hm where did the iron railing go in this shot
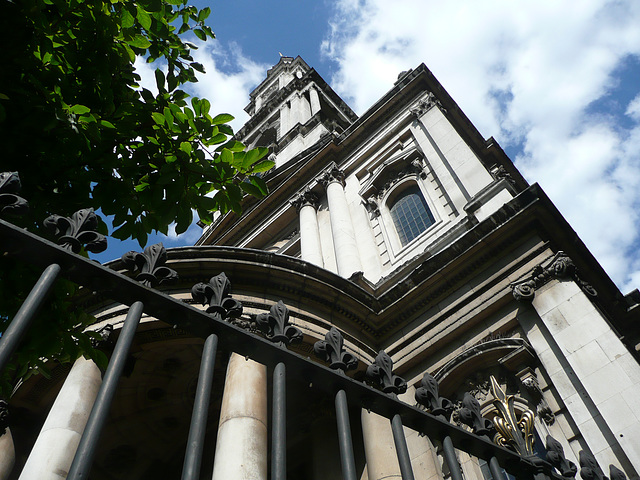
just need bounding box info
[0,201,619,480]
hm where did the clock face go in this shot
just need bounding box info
[296,70,303,79]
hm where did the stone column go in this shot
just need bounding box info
[19,356,102,480]
[0,401,14,480]
[212,353,268,480]
[361,410,401,480]
[319,164,363,278]
[290,190,324,267]
[279,104,290,137]
[309,87,321,115]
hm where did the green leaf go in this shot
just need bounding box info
[127,35,151,49]
[250,175,268,195]
[239,181,263,197]
[211,113,234,125]
[198,6,211,21]
[251,160,275,173]
[179,141,192,154]
[155,69,165,91]
[194,29,206,41]
[136,5,152,30]
[219,148,233,165]
[121,9,135,28]
[151,112,165,125]
[100,120,116,129]
[69,104,90,114]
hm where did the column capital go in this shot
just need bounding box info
[317,163,345,188]
[510,251,597,302]
[289,189,320,212]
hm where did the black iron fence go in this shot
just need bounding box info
[0,172,626,480]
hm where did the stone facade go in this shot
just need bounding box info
[4,57,640,480]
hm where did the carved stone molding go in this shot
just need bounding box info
[410,91,446,118]
[317,163,345,188]
[520,373,555,425]
[290,188,320,212]
[510,251,597,302]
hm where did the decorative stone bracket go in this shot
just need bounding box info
[510,251,597,302]
[409,91,446,118]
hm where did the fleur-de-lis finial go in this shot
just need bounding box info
[191,272,243,320]
[578,451,606,480]
[121,243,178,287]
[0,172,28,217]
[255,300,303,347]
[0,400,8,436]
[43,208,107,254]
[414,373,453,421]
[366,350,407,394]
[313,327,358,372]
[490,375,535,455]
[457,392,493,439]
[545,435,577,478]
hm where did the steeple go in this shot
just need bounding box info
[235,56,357,169]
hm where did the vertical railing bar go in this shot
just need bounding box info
[0,263,61,374]
[391,414,415,480]
[67,301,144,480]
[335,389,357,480]
[489,456,508,480]
[181,333,218,480]
[442,435,464,480]
[272,361,286,480]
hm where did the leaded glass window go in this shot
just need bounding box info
[389,185,435,246]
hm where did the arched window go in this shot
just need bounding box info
[388,184,435,246]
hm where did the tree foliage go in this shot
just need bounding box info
[0,0,273,396]
[0,0,273,245]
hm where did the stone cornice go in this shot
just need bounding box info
[510,251,597,302]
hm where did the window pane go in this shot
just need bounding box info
[389,185,435,246]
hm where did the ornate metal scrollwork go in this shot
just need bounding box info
[121,243,178,287]
[546,435,577,478]
[0,171,29,217]
[366,350,407,395]
[490,376,535,456]
[457,392,494,439]
[43,208,107,254]
[313,326,358,372]
[510,252,597,302]
[414,373,454,421]
[0,400,8,436]
[191,272,243,321]
[579,450,606,480]
[255,300,303,347]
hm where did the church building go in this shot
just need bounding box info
[4,56,640,480]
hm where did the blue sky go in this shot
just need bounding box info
[95,0,640,294]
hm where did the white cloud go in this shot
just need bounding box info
[160,220,204,245]
[322,0,640,290]
[190,42,270,131]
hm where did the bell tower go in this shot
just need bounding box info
[235,56,357,169]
